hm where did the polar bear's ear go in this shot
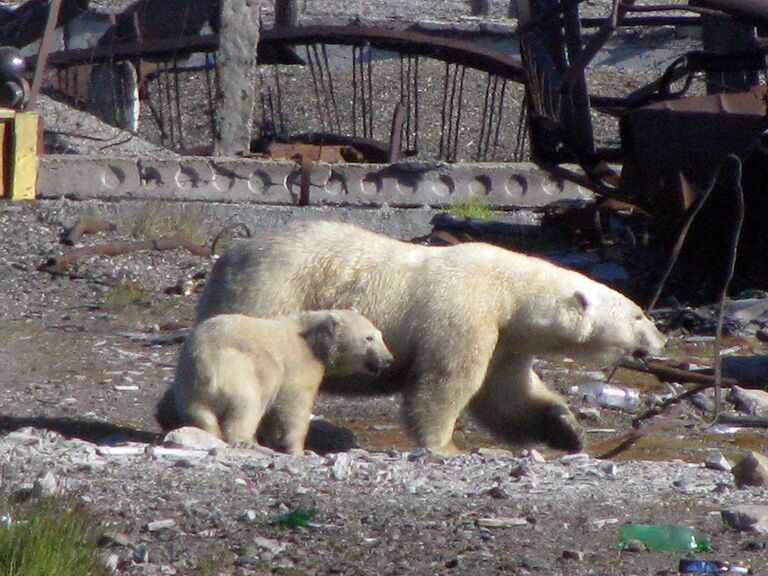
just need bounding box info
[572,290,590,312]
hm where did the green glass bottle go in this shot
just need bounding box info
[618,523,713,552]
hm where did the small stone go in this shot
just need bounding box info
[744,537,768,550]
[145,519,176,532]
[732,452,768,487]
[97,532,133,548]
[528,450,546,463]
[163,427,228,450]
[622,539,647,552]
[477,517,529,528]
[727,386,768,416]
[32,471,59,498]
[101,553,120,573]
[240,510,257,523]
[486,486,510,499]
[562,549,585,561]
[704,450,732,472]
[132,544,149,563]
[330,452,354,480]
[475,447,517,459]
[721,504,768,533]
[252,536,288,555]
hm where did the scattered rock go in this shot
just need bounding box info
[704,450,732,472]
[726,386,768,416]
[562,549,585,561]
[477,517,529,528]
[132,544,149,563]
[145,519,176,532]
[253,536,288,555]
[98,532,134,548]
[622,539,647,552]
[732,452,768,487]
[163,427,228,450]
[32,470,59,498]
[721,505,768,533]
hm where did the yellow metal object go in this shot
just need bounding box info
[0,109,39,200]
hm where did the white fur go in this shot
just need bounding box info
[195,221,666,454]
[157,309,392,453]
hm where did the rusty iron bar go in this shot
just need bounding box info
[33,26,525,82]
[272,61,285,134]
[712,154,745,420]
[645,169,719,313]
[352,46,358,138]
[321,44,342,134]
[476,74,492,161]
[61,217,116,246]
[306,45,327,132]
[580,15,701,27]
[28,0,64,110]
[559,0,638,94]
[491,78,508,160]
[412,56,420,153]
[39,238,212,275]
[513,91,528,161]
[692,0,768,22]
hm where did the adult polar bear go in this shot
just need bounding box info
[196,221,665,454]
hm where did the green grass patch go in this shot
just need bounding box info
[0,496,111,576]
[122,203,208,245]
[445,198,495,220]
[105,283,155,308]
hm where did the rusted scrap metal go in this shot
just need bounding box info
[97,0,219,46]
[39,238,211,275]
[0,0,88,48]
[60,217,117,246]
[692,0,768,24]
[28,0,63,109]
[620,358,741,389]
[596,404,685,460]
[619,86,768,213]
[35,25,524,80]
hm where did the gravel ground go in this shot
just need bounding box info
[1,199,768,575]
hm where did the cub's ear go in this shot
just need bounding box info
[301,312,341,360]
[572,290,590,312]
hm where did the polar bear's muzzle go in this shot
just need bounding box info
[365,350,393,375]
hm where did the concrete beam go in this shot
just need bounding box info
[37,155,592,207]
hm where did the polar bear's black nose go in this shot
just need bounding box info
[365,352,393,375]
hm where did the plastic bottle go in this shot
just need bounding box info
[570,382,642,410]
[618,523,713,552]
[679,559,751,574]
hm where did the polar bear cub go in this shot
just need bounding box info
[156,310,393,453]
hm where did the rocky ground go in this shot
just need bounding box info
[1,199,768,575]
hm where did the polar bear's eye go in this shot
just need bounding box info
[365,335,375,342]
[634,314,643,321]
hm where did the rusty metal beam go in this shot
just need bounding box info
[28,0,63,109]
[31,25,526,83]
[691,0,768,24]
[264,26,525,81]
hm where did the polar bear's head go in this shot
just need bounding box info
[555,286,666,365]
[300,310,394,376]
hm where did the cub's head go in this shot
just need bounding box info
[558,285,666,365]
[300,310,394,376]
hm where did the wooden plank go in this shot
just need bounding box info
[9,111,39,200]
[0,120,7,197]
